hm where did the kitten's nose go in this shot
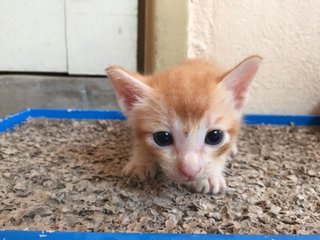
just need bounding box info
[177,152,201,178]
[178,165,200,178]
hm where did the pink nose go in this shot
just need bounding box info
[177,152,201,178]
[178,164,200,178]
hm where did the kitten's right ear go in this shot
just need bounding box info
[106,66,151,115]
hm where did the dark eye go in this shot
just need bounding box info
[153,131,173,146]
[205,130,224,145]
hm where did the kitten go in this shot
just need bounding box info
[106,56,261,194]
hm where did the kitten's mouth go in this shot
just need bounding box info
[186,176,196,182]
[167,174,196,183]
[165,171,202,183]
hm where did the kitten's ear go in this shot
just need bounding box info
[220,56,262,109]
[106,66,151,115]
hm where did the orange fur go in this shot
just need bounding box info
[106,56,261,194]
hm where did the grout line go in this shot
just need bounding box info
[63,0,70,73]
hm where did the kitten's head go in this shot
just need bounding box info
[106,56,261,183]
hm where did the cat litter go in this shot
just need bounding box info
[0,118,319,234]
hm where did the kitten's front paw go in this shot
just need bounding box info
[122,160,157,181]
[187,174,227,194]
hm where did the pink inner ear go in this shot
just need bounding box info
[106,67,151,115]
[231,71,255,109]
[113,79,143,111]
[221,56,262,109]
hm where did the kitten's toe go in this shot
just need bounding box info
[208,175,227,194]
[189,180,210,194]
[122,161,157,181]
[189,175,227,194]
[143,165,157,179]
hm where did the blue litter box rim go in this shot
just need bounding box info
[0,109,320,239]
[0,108,320,133]
[0,230,319,240]
[0,108,126,133]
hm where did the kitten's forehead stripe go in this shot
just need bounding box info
[148,59,223,122]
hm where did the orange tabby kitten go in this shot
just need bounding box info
[106,56,261,194]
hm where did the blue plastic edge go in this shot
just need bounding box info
[0,109,320,134]
[0,108,31,133]
[28,108,126,120]
[244,114,320,126]
[0,230,319,240]
[0,109,126,133]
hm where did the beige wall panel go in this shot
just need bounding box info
[153,0,188,72]
[188,0,320,115]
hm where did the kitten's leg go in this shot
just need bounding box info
[122,147,158,181]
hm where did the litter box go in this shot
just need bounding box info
[0,108,319,240]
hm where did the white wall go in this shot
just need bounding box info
[188,0,320,115]
[0,0,138,75]
[65,0,138,74]
[0,0,67,72]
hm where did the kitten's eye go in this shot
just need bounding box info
[205,130,224,145]
[153,131,173,146]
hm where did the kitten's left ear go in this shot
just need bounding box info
[220,55,262,109]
